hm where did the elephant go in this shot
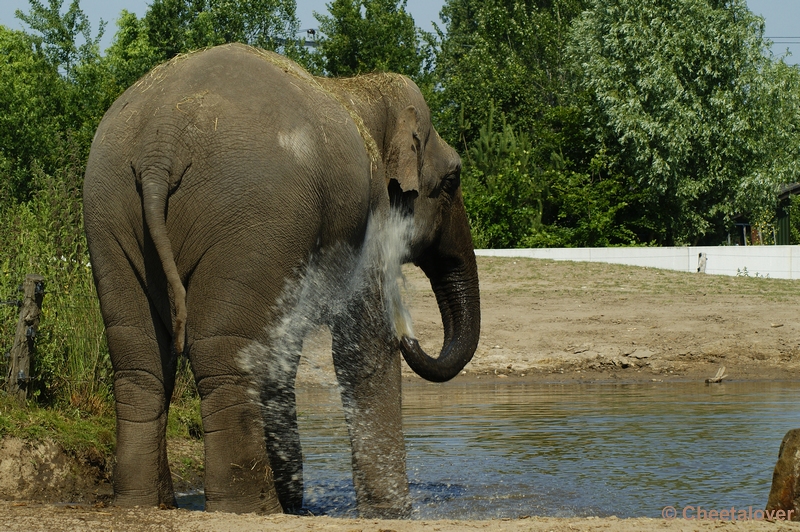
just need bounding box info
[83,43,480,518]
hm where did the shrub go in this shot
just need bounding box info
[0,137,110,412]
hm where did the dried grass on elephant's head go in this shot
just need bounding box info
[315,73,410,163]
[323,73,409,103]
[138,44,397,164]
[240,44,385,163]
[136,43,312,92]
[244,44,316,83]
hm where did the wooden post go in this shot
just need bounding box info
[7,274,45,403]
[697,252,707,273]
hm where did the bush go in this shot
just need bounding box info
[461,105,548,248]
[0,136,110,412]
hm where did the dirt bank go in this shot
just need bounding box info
[4,256,800,530]
[297,256,800,385]
[407,257,800,383]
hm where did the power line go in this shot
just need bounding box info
[767,37,800,45]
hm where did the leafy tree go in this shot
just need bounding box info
[190,0,302,51]
[140,0,305,63]
[10,0,109,183]
[313,0,432,83]
[570,0,800,245]
[433,0,586,147]
[14,0,105,77]
[461,101,648,248]
[102,11,165,93]
[437,0,800,248]
[0,26,66,202]
[434,0,605,248]
[95,0,309,94]
[462,105,547,248]
[534,150,652,247]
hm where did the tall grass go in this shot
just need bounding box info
[0,138,111,414]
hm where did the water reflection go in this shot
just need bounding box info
[296,380,800,519]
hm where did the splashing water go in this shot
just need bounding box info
[375,209,416,341]
[239,208,417,392]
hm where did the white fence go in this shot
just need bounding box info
[475,246,800,279]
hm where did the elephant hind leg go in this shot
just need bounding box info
[90,209,180,507]
[106,314,177,507]
[190,335,283,514]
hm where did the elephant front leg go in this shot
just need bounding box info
[332,317,411,519]
[261,347,304,514]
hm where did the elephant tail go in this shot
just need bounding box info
[140,166,187,354]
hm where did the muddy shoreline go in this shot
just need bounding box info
[406,359,800,384]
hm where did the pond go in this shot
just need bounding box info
[295,379,800,519]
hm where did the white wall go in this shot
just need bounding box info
[475,246,800,279]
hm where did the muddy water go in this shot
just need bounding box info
[293,380,800,519]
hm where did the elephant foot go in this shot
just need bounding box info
[114,490,176,509]
[766,428,800,520]
[359,500,412,520]
[204,489,283,514]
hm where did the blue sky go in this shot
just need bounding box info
[0,0,443,42]
[0,0,798,63]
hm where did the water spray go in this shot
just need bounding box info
[240,208,417,392]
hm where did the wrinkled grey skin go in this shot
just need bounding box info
[83,43,480,518]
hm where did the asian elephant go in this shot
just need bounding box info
[82,43,480,518]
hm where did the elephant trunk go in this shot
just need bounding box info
[400,195,480,382]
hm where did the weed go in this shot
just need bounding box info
[0,393,114,459]
[0,137,111,409]
[168,359,202,439]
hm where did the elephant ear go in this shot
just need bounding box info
[386,105,421,196]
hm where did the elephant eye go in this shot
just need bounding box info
[441,172,460,195]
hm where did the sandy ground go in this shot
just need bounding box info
[5,256,800,531]
[2,500,800,532]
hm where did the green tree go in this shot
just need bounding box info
[14,0,105,77]
[462,105,548,248]
[11,0,109,182]
[190,0,302,51]
[433,0,586,147]
[434,0,607,248]
[102,11,164,93]
[534,148,651,247]
[0,26,66,202]
[314,0,432,83]
[570,0,800,245]
[140,0,305,63]
[97,0,311,120]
